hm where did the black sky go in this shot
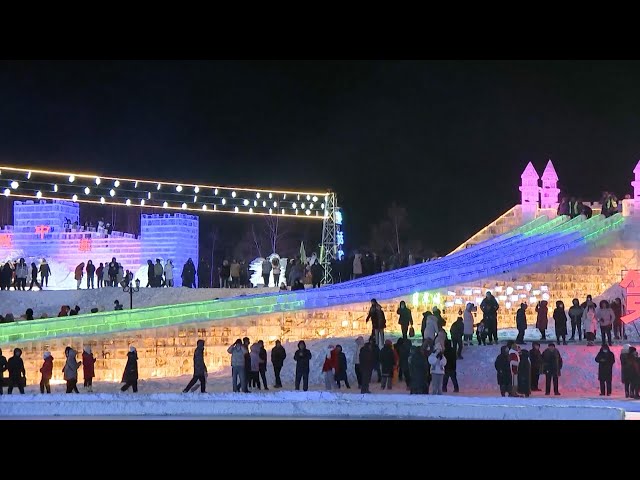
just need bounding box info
[1,60,639,254]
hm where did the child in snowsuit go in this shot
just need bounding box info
[475,320,487,346]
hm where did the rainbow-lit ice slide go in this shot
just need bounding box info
[0,213,624,345]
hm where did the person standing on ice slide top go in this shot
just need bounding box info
[39,258,51,288]
[480,291,499,345]
[366,299,386,347]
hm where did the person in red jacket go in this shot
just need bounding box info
[40,351,54,394]
[322,345,337,390]
[74,262,85,290]
[82,346,97,392]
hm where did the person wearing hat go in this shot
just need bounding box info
[114,300,123,311]
[63,347,82,393]
[121,346,139,393]
[183,339,207,393]
[40,351,54,394]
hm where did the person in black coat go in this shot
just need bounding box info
[379,340,396,390]
[515,303,527,345]
[517,349,532,397]
[359,341,375,394]
[450,313,464,359]
[0,348,7,395]
[271,340,286,388]
[310,260,323,288]
[542,343,563,395]
[258,340,269,390]
[409,346,428,394]
[529,342,542,391]
[146,260,154,287]
[334,344,350,388]
[395,338,412,388]
[183,339,207,393]
[595,344,615,396]
[121,346,139,393]
[442,339,459,393]
[397,301,414,340]
[7,348,26,394]
[293,341,312,391]
[553,301,568,345]
[495,345,511,397]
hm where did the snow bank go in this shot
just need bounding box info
[0,285,278,319]
[0,392,624,420]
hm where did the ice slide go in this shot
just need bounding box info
[0,213,625,344]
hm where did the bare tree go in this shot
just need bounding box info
[387,203,409,255]
[264,215,291,255]
[251,224,263,258]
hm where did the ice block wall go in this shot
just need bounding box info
[140,213,199,287]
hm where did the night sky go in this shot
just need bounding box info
[1,60,639,255]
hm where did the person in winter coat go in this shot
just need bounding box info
[294,340,312,391]
[463,302,475,345]
[508,342,521,397]
[442,339,459,393]
[310,260,323,288]
[271,340,286,388]
[181,258,196,288]
[257,340,269,390]
[395,338,412,389]
[82,346,97,392]
[515,303,527,344]
[334,344,350,388]
[39,259,51,287]
[434,319,447,353]
[96,263,104,288]
[261,258,272,287]
[228,339,248,392]
[495,346,512,397]
[121,346,139,392]
[242,337,252,390]
[352,253,363,279]
[583,303,598,346]
[612,297,626,340]
[553,301,568,345]
[535,300,549,340]
[409,345,428,394]
[7,348,26,394]
[86,260,96,289]
[165,260,174,287]
[475,320,487,346]
[183,339,207,393]
[0,348,7,395]
[568,298,584,341]
[28,262,41,290]
[596,300,615,346]
[40,351,54,394]
[529,342,542,391]
[249,343,262,389]
[154,259,164,288]
[480,291,499,345]
[450,312,465,359]
[397,301,414,340]
[428,348,447,395]
[353,336,365,388]
[145,260,154,287]
[379,339,396,390]
[370,336,382,383]
[366,299,386,347]
[595,344,615,396]
[358,340,374,394]
[102,262,110,287]
[15,258,28,290]
[63,347,82,394]
[542,343,563,395]
[74,262,85,290]
[621,344,634,398]
[271,258,281,287]
[321,344,336,390]
[422,311,438,341]
[517,349,532,397]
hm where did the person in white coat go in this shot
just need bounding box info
[353,253,363,279]
[165,259,174,287]
[463,303,476,345]
[583,303,598,346]
[428,348,447,395]
[423,312,439,342]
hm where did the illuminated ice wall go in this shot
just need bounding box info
[140,213,199,287]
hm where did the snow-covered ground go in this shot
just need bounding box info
[1,332,638,419]
[0,285,277,319]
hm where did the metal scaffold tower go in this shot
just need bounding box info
[320,192,337,285]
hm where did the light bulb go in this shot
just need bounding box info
[301,203,305,209]
[109,189,116,197]
[193,195,198,202]
[114,180,120,188]
[221,198,226,205]
[134,181,138,188]
[312,196,318,202]
[157,183,161,190]
[147,192,151,199]
[163,201,168,208]
[256,192,260,198]
[100,197,105,204]
[305,209,311,215]
[269,208,273,214]
[26,171,31,179]
[84,187,90,195]
[249,208,254,213]
[69,175,75,183]
[10,181,18,189]
[268,193,273,199]
[281,208,285,215]
[243,199,249,206]
[292,202,297,209]
[125,199,131,206]
[95,177,101,185]
[3,188,10,196]
[202,205,207,211]
[234,206,239,212]
[262,201,266,207]
[72,194,78,201]
[231,191,236,198]
[36,191,42,198]
[309,203,314,209]
[181,203,187,209]
[273,201,277,207]
[194,186,199,193]
[214,188,218,195]
[306,195,310,200]
[140,199,145,206]
[253,200,257,207]
[53,184,58,192]
[176,185,183,192]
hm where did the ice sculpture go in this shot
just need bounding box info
[519,162,540,218]
[541,159,560,209]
